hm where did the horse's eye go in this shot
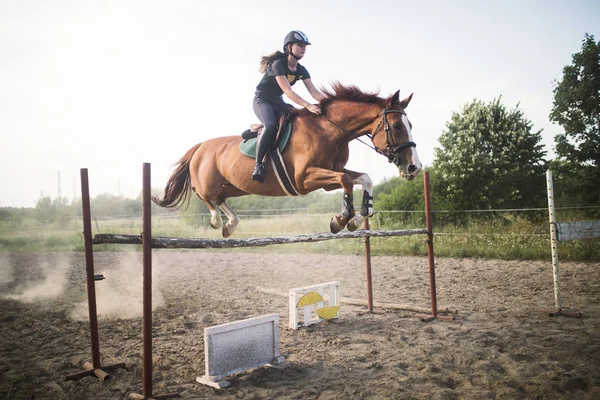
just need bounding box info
[393,124,403,130]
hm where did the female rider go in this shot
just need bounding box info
[251,30,326,183]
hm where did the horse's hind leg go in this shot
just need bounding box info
[190,172,223,229]
[193,189,221,229]
[204,200,223,229]
[218,202,240,238]
[216,185,248,238]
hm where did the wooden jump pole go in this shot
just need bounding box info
[65,169,125,381]
[93,229,429,247]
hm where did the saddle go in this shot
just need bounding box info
[238,114,301,196]
[239,114,293,158]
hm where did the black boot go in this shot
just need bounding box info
[252,129,272,183]
[251,163,266,183]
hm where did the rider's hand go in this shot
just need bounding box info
[305,103,321,115]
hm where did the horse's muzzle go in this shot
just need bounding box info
[398,163,422,180]
[386,142,421,180]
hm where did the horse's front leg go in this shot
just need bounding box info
[343,170,373,232]
[300,167,355,234]
[329,192,356,233]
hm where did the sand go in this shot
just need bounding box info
[0,251,599,399]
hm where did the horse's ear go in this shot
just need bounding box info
[399,93,413,109]
[387,90,400,108]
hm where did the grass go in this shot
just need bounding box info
[1,214,598,261]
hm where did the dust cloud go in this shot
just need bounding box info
[7,254,71,302]
[0,253,14,286]
[71,252,165,321]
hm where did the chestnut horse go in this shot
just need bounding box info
[152,82,422,237]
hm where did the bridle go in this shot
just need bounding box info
[321,107,417,166]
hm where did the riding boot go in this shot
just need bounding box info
[251,131,272,183]
[251,163,266,183]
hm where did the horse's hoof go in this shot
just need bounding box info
[347,215,364,232]
[330,218,341,234]
[222,225,232,238]
[210,219,222,230]
[330,215,346,234]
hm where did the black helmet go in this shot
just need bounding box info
[283,30,311,48]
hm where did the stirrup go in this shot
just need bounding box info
[251,163,266,183]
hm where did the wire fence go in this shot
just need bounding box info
[2,205,599,261]
[2,204,599,237]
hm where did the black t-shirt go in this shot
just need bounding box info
[255,57,311,99]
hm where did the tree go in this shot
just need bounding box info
[433,98,547,210]
[34,194,56,224]
[375,174,427,227]
[549,33,600,204]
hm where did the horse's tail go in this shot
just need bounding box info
[152,143,203,210]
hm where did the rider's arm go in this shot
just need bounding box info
[275,75,311,107]
[275,76,321,114]
[303,78,327,102]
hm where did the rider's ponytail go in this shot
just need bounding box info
[259,50,287,74]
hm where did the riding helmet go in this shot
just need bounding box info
[283,30,311,48]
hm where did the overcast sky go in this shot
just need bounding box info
[1,0,598,207]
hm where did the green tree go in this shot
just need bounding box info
[34,194,56,224]
[549,33,600,204]
[374,167,448,226]
[377,176,425,211]
[375,174,426,227]
[433,98,547,210]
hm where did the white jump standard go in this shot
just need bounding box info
[288,282,341,329]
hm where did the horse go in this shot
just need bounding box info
[152,82,422,237]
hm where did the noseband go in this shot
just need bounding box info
[368,108,417,166]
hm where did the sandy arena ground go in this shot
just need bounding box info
[0,251,599,399]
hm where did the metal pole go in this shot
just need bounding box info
[142,163,153,397]
[130,163,179,399]
[423,171,438,317]
[363,218,374,312]
[546,170,563,310]
[81,168,101,368]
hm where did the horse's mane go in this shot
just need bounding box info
[321,82,385,106]
[290,81,386,118]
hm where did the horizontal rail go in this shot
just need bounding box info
[93,228,428,249]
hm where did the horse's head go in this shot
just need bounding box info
[370,90,422,180]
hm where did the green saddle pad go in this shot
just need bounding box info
[239,121,293,158]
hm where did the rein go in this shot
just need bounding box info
[320,108,417,166]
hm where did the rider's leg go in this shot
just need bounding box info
[251,98,279,183]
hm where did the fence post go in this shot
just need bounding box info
[546,170,562,310]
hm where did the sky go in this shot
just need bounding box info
[1,0,598,208]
